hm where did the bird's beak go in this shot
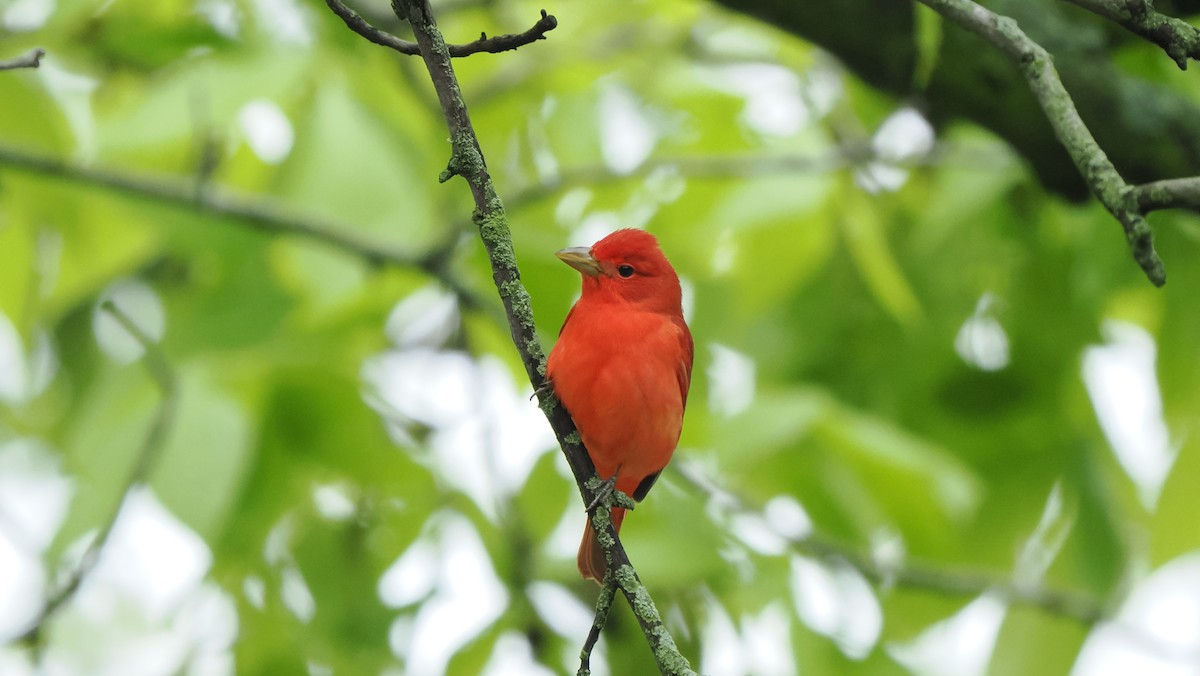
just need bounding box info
[556,246,603,277]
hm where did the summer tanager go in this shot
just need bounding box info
[546,228,694,583]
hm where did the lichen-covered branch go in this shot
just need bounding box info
[578,570,618,676]
[325,0,556,57]
[672,463,1108,625]
[0,145,481,309]
[915,0,1167,287]
[19,302,178,645]
[0,48,44,71]
[1132,176,1200,213]
[1062,0,1200,69]
[385,1,693,672]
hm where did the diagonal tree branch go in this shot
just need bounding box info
[381,0,693,672]
[915,0,1168,287]
[0,145,483,310]
[0,48,44,71]
[1062,0,1200,69]
[325,0,556,57]
[19,301,179,645]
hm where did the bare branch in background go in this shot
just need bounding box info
[493,140,1012,219]
[0,145,484,311]
[0,48,45,71]
[671,462,1108,624]
[19,302,178,646]
[325,0,557,57]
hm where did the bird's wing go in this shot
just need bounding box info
[675,315,694,410]
[558,304,579,336]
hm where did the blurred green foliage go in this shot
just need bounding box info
[1,0,1199,674]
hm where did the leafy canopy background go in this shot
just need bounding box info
[1,0,1199,674]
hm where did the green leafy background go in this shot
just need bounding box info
[1,0,1198,674]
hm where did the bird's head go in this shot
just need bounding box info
[556,228,683,315]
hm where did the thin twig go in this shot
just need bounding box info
[448,140,1016,236]
[19,302,178,645]
[324,0,557,57]
[1062,0,1200,69]
[578,572,618,676]
[0,145,483,310]
[494,141,1012,220]
[916,0,1167,286]
[677,462,1200,665]
[670,462,1108,625]
[385,1,694,672]
[0,48,45,71]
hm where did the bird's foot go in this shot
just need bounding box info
[530,378,554,402]
[585,475,616,512]
[585,475,635,512]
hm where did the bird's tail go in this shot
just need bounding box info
[578,507,626,584]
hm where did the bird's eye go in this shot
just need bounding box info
[617,264,635,278]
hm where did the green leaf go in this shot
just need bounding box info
[0,220,36,336]
[912,4,943,91]
[150,365,252,539]
[840,187,923,327]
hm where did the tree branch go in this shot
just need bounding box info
[324,0,556,57]
[1062,0,1200,69]
[0,48,44,71]
[671,463,1108,625]
[492,140,1013,221]
[578,570,618,676]
[19,301,179,645]
[0,145,483,310]
[915,0,1168,287]
[1131,176,1200,213]
[382,0,693,672]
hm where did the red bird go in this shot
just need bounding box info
[546,229,694,583]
